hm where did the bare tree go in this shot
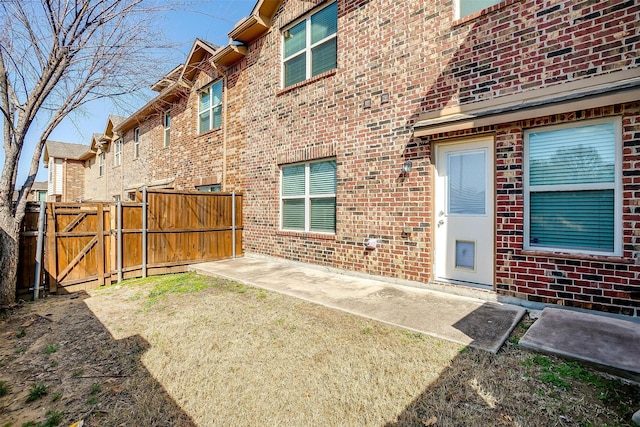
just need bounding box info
[0,0,167,305]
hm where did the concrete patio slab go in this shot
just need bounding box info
[520,307,640,382]
[190,255,526,353]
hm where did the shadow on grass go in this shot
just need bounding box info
[0,292,196,427]
[384,309,640,427]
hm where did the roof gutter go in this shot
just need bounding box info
[414,69,640,137]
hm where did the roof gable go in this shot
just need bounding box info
[181,38,220,82]
[44,140,92,163]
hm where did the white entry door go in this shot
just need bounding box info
[434,137,494,287]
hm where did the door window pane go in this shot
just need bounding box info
[448,151,486,215]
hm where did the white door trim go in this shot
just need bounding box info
[433,136,495,288]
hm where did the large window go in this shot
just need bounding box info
[524,119,621,255]
[281,159,336,233]
[199,81,222,133]
[163,111,171,147]
[456,0,502,18]
[114,139,122,166]
[283,2,337,88]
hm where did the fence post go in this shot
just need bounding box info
[32,201,46,300]
[96,204,105,286]
[46,204,57,293]
[142,187,148,278]
[117,200,122,283]
[232,192,236,259]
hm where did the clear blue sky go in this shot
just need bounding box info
[4,0,256,186]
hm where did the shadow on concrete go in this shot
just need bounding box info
[0,291,195,426]
[452,302,524,353]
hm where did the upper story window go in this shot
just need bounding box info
[133,128,140,158]
[456,0,502,19]
[524,118,621,256]
[98,153,105,177]
[114,139,122,166]
[163,111,171,147]
[199,81,222,134]
[282,2,337,88]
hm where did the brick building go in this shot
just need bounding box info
[211,0,638,316]
[70,0,640,316]
[43,140,93,202]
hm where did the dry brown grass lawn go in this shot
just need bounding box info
[1,272,638,426]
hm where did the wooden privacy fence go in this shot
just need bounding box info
[17,190,243,298]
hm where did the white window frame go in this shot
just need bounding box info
[98,152,105,177]
[523,117,622,256]
[281,2,337,88]
[280,158,336,234]
[133,128,140,159]
[114,139,122,166]
[163,111,171,147]
[196,184,221,192]
[198,81,223,134]
[455,0,502,20]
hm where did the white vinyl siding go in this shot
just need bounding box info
[282,2,337,88]
[48,158,54,195]
[281,159,336,233]
[199,81,223,134]
[524,118,621,256]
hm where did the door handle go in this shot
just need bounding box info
[438,219,444,226]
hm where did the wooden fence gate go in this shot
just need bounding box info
[47,203,109,293]
[17,190,243,298]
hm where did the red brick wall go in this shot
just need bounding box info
[117,60,246,194]
[234,0,639,315]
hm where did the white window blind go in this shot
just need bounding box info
[281,159,336,233]
[525,120,619,254]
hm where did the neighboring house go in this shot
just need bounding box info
[60,0,640,317]
[28,181,48,202]
[114,39,242,196]
[43,140,93,202]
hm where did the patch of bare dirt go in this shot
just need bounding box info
[0,293,194,426]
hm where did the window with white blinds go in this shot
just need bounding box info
[281,159,336,233]
[524,119,621,255]
[283,2,337,88]
[199,81,222,133]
